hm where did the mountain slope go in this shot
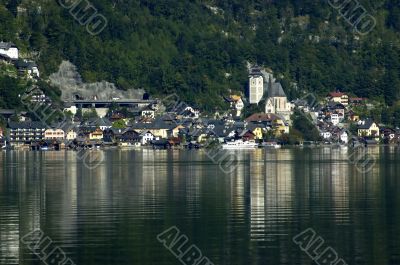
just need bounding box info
[1,0,400,110]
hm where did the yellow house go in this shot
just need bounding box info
[89,128,104,140]
[273,118,289,135]
[358,120,379,137]
[251,127,264,140]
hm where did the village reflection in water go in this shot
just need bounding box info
[0,147,399,265]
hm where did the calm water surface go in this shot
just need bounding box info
[0,147,399,265]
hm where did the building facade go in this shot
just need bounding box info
[44,129,65,140]
[8,122,46,143]
[249,67,264,104]
[264,79,292,122]
[0,42,19,60]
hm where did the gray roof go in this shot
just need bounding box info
[267,81,286,97]
[15,60,37,70]
[358,119,375,130]
[130,118,176,130]
[0,42,16,49]
[249,65,263,76]
[8,121,46,129]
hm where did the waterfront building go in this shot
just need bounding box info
[8,121,46,143]
[44,129,65,140]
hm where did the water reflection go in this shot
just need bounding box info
[0,148,399,265]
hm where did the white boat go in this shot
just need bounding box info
[119,142,141,149]
[222,139,258,150]
[261,142,281,149]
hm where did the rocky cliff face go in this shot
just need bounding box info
[50,61,145,101]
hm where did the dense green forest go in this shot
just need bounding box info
[1,0,400,110]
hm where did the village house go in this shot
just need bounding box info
[89,128,103,141]
[15,60,40,79]
[130,118,175,139]
[327,92,349,106]
[141,105,156,119]
[225,95,244,117]
[329,114,340,126]
[380,128,396,143]
[327,102,346,117]
[357,119,379,138]
[44,129,65,140]
[29,89,48,103]
[320,130,332,140]
[8,121,46,144]
[119,128,140,143]
[340,130,349,144]
[140,131,155,145]
[0,42,18,60]
[245,113,289,136]
[292,99,310,112]
[247,124,264,140]
[97,118,112,131]
[347,110,360,122]
[65,129,78,141]
[349,97,366,106]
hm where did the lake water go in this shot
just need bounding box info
[0,147,399,265]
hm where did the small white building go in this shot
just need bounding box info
[340,131,349,144]
[140,131,155,145]
[0,42,18,60]
[65,129,77,140]
[330,114,340,125]
[44,129,65,140]
[320,131,332,139]
[141,108,155,119]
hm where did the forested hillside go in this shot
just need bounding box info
[1,0,400,110]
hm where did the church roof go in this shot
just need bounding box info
[249,65,263,76]
[268,82,286,97]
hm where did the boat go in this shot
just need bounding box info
[119,142,141,149]
[222,139,258,150]
[260,142,281,149]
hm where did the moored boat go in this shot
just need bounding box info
[222,139,258,150]
[260,142,281,149]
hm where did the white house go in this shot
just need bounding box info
[65,129,77,140]
[340,131,349,144]
[140,131,155,145]
[249,66,264,104]
[16,60,39,79]
[330,114,340,125]
[226,95,244,117]
[321,131,332,140]
[44,129,65,140]
[0,42,18,60]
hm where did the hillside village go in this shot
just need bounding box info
[0,42,397,150]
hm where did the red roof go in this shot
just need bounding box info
[245,113,280,122]
[328,92,346,97]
